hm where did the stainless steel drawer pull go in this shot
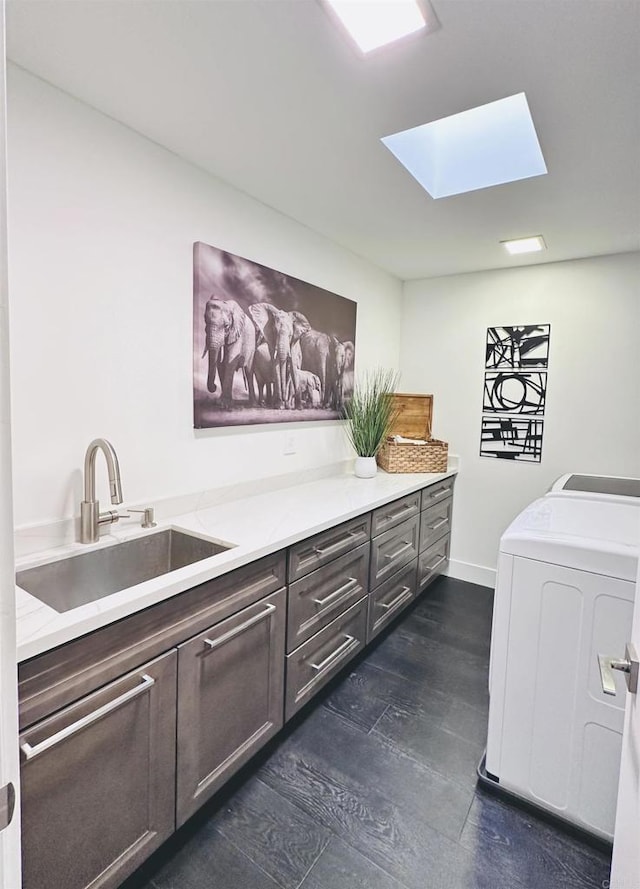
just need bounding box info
[20,673,156,762]
[425,554,447,572]
[428,488,450,501]
[385,541,412,562]
[310,634,357,672]
[387,503,413,520]
[204,603,276,653]
[313,577,358,607]
[313,537,348,557]
[429,517,448,531]
[379,586,412,611]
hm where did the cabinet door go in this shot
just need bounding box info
[20,650,177,889]
[371,492,420,537]
[369,514,420,590]
[176,588,285,826]
[418,534,450,589]
[288,513,371,582]
[287,543,369,652]
[368,559,418,643]
[421,476,455,510]
[419,496,453,553]
[285,597,367,721]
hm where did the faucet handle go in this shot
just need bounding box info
[128,507,157,529]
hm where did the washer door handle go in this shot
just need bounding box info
[0,782,15,832]
[598,643,639,696]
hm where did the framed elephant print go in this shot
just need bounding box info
[193,242,357,428]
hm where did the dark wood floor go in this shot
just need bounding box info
[124,576,612,889]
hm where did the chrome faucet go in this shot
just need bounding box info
[80,438,124,544]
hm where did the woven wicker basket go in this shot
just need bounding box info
[376,393,449,474]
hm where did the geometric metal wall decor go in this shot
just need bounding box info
[483,371,547,415]
[485,324,550,369]
[480,417,545,462]
[480,324,551,462]
[193,242,357,429]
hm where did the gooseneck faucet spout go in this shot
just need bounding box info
[80,438,124,544]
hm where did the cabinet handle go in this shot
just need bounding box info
[429,517,448,531]
[313,577,358,607]
[204,602,276,653]
[386,502,414,521]
[428,487,450,501]
[379,586,412,612]
[425,554,447,572]
[20,673,155,762]
[385,541,413,562]
[313,537,348,558]
[310,634,357,672]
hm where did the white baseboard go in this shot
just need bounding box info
[445,558,496,590]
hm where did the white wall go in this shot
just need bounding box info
[401,252,640,585]
[6,66,403,529]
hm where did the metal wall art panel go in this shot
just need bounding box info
[480,323,551,462]
[480,416,544,463]
[485,325,550,369]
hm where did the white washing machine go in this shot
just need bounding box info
[486,487,640,841]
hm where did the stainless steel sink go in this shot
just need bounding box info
[16,529,233,613]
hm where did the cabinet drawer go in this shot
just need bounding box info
[371,492,420,537]
[176,588,285,826]
[421,476,455,510]
[369,514,420,590]
[287,542,370,652]
[367,559,418,643]
[285,597,367,720]
[419,497,453,553]
[18,551,286,730]
[20,650,177,889]
[288,513,371,582]
[418,535,450,589]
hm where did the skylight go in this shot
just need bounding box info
[324,0,433,53]
[381,93,548,199]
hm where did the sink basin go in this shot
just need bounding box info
[16,529,233,613]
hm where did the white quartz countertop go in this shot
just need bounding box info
[15,464,456,662]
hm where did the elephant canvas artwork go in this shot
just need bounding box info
[193,242,357,428]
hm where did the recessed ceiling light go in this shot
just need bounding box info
[324,0,437,54]
[381,93,547,199]
[501,236,547,255]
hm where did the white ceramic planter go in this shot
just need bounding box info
[354,456,377,479]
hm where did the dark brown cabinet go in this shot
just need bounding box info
[369,513,420,589]
[18,554,287,889]
[176,588,285,825]
[285,596,367,720]
[17,475,456,889]
[417,476,453,591]
[20,650,177,889]
[288,513,371,582]
[418,531,450,588]
[287,543,370,652]
[367,558,418,643]
[419,496,453,553]
[371,491,420,537]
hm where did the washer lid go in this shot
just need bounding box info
[550,473,640,499]
[500,496,640,580]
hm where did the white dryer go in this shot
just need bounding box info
[486,490,640,841]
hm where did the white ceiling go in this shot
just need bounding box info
[5,0,640,281]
